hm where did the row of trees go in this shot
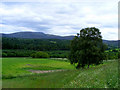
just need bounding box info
[2,38,70,51]
[2,50,69,58]
[2,49,119,59]
[2,37,118,51]
[2,50,36,57]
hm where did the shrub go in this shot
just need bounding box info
[2,53,7,57]
[7,53,16,57]
[31,51,49,58]
[2,50,36,57]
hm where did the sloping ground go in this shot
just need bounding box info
[2,59,118,88]
[63,60,118,88]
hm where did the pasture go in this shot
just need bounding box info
[2,58,118,88]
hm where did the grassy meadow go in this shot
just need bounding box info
[2,58,118,88]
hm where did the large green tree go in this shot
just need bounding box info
[68,27,107,69]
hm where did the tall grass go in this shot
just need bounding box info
[64,61,118,88]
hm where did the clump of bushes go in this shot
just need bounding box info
[46,51,69,58]
[2,50,68,58]
[2,50,36,57]
[105,49,119,60]
[2,53,7,57]
[31,51,49,58]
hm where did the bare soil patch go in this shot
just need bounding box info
[27,69,65,73]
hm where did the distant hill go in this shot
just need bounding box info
[2,32,74,40]
[103,40,118,49]
[1,31,119,48]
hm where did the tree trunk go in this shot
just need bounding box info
[88,64,89,68]
[82,64,85,68]
[76,63,80,69]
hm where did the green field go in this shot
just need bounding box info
[2,58,118,88]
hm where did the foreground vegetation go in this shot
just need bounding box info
[2,58,118,88]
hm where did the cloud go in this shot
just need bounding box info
[0,24,36,33]
[0,0,119,40]
[101,28,118,40]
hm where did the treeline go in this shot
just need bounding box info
[2,37,118,51]
[2,37,119,59]
[2,50,69,58]
[2,49,119,59]
[2,37,70,51]
[2,50,35,57]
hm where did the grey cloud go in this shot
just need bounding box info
[0,1,118,40]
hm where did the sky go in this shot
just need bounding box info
[0,0,119,40]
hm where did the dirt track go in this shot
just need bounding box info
[28,69,65,73]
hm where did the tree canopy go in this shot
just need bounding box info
[2,37,70,51]
[68,27,107,69]
[31,51,49,58]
